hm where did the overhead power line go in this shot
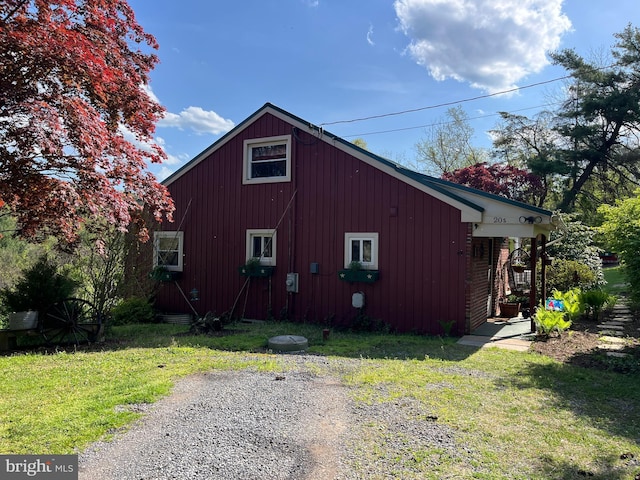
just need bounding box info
[343,101,561,139]
[319,64,618,127]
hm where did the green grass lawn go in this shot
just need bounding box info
[1,322,639,479]
[603,265,628,295]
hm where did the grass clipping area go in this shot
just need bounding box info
[0,322,639,480]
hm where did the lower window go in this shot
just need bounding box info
[153,231,184,271]
[344,232,378,269]
[246,229,276,266]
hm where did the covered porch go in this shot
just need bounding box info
[419,176,560,336]
[459,193,559,335]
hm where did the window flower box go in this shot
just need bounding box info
[149,267,181,282]
[338,269,379,283]
[239,265,275,277]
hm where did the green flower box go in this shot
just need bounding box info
[338,269,379,283]
[150,269,181,282]
[239,265,275,277]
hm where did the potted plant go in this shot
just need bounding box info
[338,261,379,283]
[238,258,275,277]
[511,262,526,273]
[498,295,521,318]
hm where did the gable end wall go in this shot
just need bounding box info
[152,113,472,334]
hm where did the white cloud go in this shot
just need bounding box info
[156,166,175,182]
[367,24,375,46]
[140,83,160,104]
[119,124,157,157]
[167,152,191,166]
[394,0,572,92]
[140,84,234,136]
[158,106,235,135]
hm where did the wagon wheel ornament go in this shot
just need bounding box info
[40,298,103,346]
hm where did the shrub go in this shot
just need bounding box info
[546,212,604,288]
[550,288,584,322]
[110,297,155,325]
[534,308,572,337]
[580,289,616,321]
[0,256,77,314]
[546,259,597,293]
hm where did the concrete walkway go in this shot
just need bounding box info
[457,316,534,352]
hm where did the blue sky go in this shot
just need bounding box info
[126,0,639,181]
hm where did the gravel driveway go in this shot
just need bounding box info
[79,356,354,480]
[78,355,463,479]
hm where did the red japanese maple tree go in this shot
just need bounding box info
[0,0,174,244]
[442,162,546,207]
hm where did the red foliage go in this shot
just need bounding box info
[0,0,174,244]
[442,163,545,205]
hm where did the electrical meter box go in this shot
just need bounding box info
[286,273,299,293]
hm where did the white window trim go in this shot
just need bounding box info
[242,135,292,184]
[153,231,184,272]
[344,232,379,269]
[246,229,277,266]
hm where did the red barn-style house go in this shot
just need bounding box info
[145,103,558,335]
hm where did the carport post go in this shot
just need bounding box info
[529,236,538,333]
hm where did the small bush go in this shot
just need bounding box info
[534,308,572,337]
[438,319,456,337]
[580,289,616,321]
[0,256,77,314]
[546,259,597,292]
[550,288,584,322]
[110,297,155,325]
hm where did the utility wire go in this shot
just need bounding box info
[319,63,618,127]
[342,101,561,139]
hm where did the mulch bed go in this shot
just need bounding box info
[530,309,640,372]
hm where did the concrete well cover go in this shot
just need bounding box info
[268,335,309,352]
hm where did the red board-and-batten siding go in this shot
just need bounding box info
[158,112,470,335]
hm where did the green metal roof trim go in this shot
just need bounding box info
[418,173,553,216]
[163,102,551,218]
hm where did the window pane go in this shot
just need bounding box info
[351,240,360,262]
[157,251,178,267]
[159,237,179,251]
[252,236,262,258]
[251,235,273,258]
[252,144,286,161]
[362,240,372,263]
[251,160,286,178]
[250,143,287,179]
[263,237,272,258]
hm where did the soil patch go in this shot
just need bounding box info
[530,308,640,372]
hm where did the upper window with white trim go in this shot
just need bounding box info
[153,231,184,271]
[344,232,379,269]
[246,229,276,266]
[243,135,291,184]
